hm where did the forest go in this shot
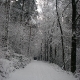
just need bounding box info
[0,0,80,80]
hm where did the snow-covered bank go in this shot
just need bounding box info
[6,60,77,80]
[0,48,31,80]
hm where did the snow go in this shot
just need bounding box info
[0,51,31,80]
[0,59,15,80]
[6,60,77,80]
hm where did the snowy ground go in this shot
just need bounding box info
[6,60,77,80]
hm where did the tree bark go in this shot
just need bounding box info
[71,0,76,73]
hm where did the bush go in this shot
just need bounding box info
[0,53,31,80]
[11,53,31,69]
[0,59,15,79]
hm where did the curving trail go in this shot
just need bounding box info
[6,60,77,80]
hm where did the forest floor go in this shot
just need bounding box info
[6,60,77,80]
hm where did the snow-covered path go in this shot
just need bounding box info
[6,60,77,80]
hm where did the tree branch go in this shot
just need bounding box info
[62,2,72,17]
[76,15,80,22]
[76,0,79,4]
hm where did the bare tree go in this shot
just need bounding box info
[56,0,65,69]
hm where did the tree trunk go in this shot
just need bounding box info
[55,46,56,58]
[71,0,76,73]
[46,39,49,61]
[4,0,10,49]
[56,0,65,69]
[28,26,31,57]
[49,44,52,63]
[20,0,24,24]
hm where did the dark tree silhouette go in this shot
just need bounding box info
[71,0,76,73]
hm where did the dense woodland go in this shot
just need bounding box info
[0,0,80,79]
